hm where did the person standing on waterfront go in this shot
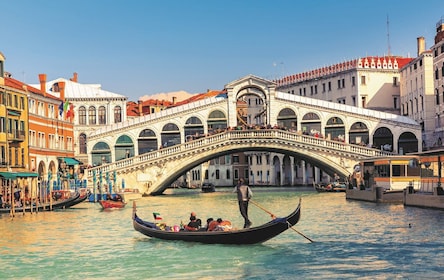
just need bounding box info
[234,178,253,228]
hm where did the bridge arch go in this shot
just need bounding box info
[91,142,111,166]
[301,112,321,135]
[398,131,419,154]
[115,135,134,161]
[349,121,369,146]
[325,116,345,142]
[277,108,297,130]
[207,110,227,132]
[373,127,394,152]
[184,116,204,142]
[138,128,158,154]
[161,123,180,148]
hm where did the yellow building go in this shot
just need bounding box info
[0,52,37,209]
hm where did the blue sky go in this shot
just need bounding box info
[2,0,443,101]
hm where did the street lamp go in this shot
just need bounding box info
[126,149,130,159]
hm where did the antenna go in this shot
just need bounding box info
[386,14,391,57]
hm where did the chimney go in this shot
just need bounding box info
[70,72,78,82]
[417,37,426,56]
[138,100,143,116]
[59,81,65,101]
[172,96,177,105]
[38,74,47,97]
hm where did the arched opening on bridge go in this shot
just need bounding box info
[161,123,180,148]
[325,117,345,141]
[373,127,393,152]
[115,135,134,161]
[349,122,369,146]
[184,116,204,142]
[398,132,418,154]
[91,142,111,166]
[277,108,297,130]
[236,92,266,127]
[138,129,158,154]
[207,110,227,133]
[301,112,321,136]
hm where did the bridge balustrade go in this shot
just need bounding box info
[87,129,393,180]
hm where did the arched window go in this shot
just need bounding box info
[79,106,86,125]
[98,106,106,125]
[88,106,96,125]
[79,133,87,154]
[114,106,122,123]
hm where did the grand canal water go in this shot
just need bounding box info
[1,187,443,279]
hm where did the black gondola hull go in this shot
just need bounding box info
[132,198,301,244]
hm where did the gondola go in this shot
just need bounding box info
[313,182,347,193]
[132,198,302,244]
[0,191,84,215]
[99,199,126,209]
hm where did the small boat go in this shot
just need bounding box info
[201,183,215,193]
[99,199,126,209]
[132,198,302,244]
[313,182,347,193]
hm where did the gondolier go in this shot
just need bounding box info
[234,178,253,228]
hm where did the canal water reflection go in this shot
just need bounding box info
[1,187,443,279]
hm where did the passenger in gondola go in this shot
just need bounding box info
[184,212,202,231]
[214,218,232,231]
[201,218,214,231]
[113,194,123,201]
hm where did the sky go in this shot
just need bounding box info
[2,0,443,101]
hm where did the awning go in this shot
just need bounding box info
[16,172,39,178]
[0,172,17,180]
[59,157,82,165]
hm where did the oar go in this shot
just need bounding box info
[250,199,314,243]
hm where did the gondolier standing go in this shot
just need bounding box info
[234,178,253,228]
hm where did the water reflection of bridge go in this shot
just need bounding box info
[87,75,421,195]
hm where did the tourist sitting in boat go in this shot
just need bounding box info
[214,218,232,231]
[184,212,202,231]
[208,218,232,231]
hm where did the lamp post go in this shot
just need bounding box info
[126,149,130,159]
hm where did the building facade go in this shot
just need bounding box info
[32,74,128,170]
[400,37,435,151]
[276,56,413,114]
[432,18,444,148]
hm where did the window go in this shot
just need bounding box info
[361,76,366,85]
[114,106,122,123]
[79,106,86,125]
[393,97,399,109]
[328,81,331,91]
[232,155,239,163]
[88,106,96,125]
[337,80,341,89]
[362,96,366,108]
[393,77,398,86]
[98,106,106,124]
[352,76,355,86]
[342,79,345,88]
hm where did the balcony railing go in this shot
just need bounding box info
[8,129,25,142]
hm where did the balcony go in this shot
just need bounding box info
[8,129,25,142]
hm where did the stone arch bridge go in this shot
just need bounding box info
[86,75,421,195]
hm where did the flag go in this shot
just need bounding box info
[58,101,64,117]
[153,212,162,220]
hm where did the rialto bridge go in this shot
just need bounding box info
[86,75,421,195]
